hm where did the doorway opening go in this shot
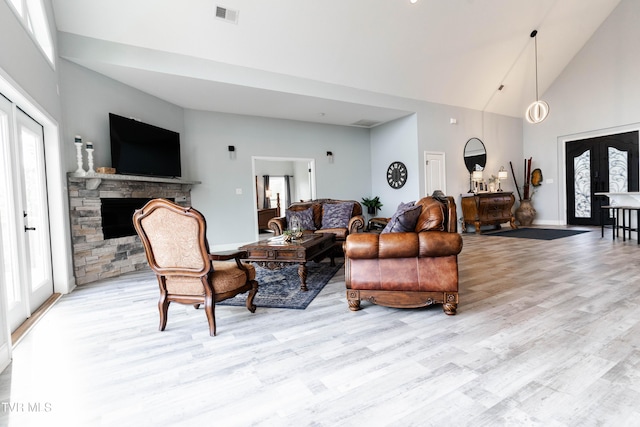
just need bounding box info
[252,157,316,238]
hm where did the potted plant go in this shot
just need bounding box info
[361,196,383,215]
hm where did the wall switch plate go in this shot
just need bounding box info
[235,188,242,195]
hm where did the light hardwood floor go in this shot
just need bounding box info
[1,226,640,426]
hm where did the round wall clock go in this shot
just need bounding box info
[386,161,407,189]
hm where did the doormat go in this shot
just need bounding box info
[484,228,591,240]
[218,260,343,310]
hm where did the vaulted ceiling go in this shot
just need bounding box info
[52,0,621,127]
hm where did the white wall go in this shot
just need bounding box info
[183,109,371,248]
[59,60,185,175]
[56,59,372,248]
[371,106,522,221]
[293,161,312,201]
[0,0,68,370]
[370,114,419,217]
[523,0,640,224]
[0,0,60,118]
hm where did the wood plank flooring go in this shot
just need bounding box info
[2,226,640,426]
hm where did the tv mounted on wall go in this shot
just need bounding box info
[109,113,181,178]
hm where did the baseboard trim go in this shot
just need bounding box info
[11,293,62,346]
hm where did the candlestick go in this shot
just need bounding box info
[85,141,95,175]
[74,135,86,176]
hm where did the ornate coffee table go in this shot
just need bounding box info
[238,233,336,291]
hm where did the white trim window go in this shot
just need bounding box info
[6,0,55,65]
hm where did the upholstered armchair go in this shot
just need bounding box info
[344,196,462,314]
[133,198,258,336]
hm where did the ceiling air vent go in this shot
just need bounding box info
[215,5,239,24]
[351,119,381,128]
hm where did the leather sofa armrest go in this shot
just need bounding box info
[268,217,286,235]
[348,215,365,234]
[345,231,462,259]
[418,231,462,257]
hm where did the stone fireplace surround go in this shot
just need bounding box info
[67,173,199,285]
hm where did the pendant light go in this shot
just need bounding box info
[525,30,549,124]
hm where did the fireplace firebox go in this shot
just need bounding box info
[101,198,158,239]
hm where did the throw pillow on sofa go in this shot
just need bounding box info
[322,202,354,229]
[382,201,422,233]
[286,206,316,230]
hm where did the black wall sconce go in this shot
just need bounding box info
[326,151,333,163]
[228,145,236,160]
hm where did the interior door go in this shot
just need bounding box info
[0,96,53,332]
[424,151,446,196]
[566,131,639,226]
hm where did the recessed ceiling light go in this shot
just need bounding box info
[410,0,418,4]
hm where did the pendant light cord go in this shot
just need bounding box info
[531,30,539,102]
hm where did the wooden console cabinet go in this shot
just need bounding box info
[461,192,516,233]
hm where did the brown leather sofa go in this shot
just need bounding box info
[268,199,365,252]
[344,196,462,314]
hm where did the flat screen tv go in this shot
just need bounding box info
[109,113,181,178]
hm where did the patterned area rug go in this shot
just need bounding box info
[218,260,343,310]
[484,228,590,240]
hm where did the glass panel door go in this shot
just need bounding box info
[573,150,591,219]
[566,131,639,226]
[0,96,53,332]
[16,109,53,313]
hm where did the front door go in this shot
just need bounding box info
[566,131,639,226]
[0,95,54,332]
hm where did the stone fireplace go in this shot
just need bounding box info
[67,173,199,285]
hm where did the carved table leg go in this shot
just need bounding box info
[298,262,308,291]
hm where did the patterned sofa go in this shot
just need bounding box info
[268,199,365,252]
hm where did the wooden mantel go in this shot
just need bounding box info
[67,172,201,190]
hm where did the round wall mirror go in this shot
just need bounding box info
[463,137,487,172]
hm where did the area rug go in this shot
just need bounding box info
[217,261,343,310]
[484,228,591,240]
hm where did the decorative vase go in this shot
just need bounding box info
[515,199,536,226]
